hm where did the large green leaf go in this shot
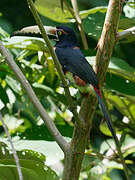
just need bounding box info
[0,142,59,180]
[0,137,65,167]
[82,11,135,43]
[34,0,72,23]
[82,12,105,40]
[86,56,135,83]
[5,36,55,52]
[17,124,73,141]
[106,73,135,96]
[108,57,135,83]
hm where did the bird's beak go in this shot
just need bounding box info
[11,25,59,41]
[45,26,59,41]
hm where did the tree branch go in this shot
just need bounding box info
[118,26,135,40]
[63,0,130,180]
[70,0,88,50]
[0,112,23,180]
[62,96,96,180]
[95,0,129,179]
[0,40,67,153]
[27,0,85,128]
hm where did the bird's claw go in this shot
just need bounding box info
[60,80,71,88]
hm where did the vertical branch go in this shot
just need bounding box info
[94,0,129,179]
[95,0,123,81]
[62,95,96,180]
[63,0,129,180]
[70,0,88,50]
[0,112,23,180]
[63,0,88,49]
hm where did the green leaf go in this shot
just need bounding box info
[123,1,135,18]
[82,12,105,40]
[80,6,107,19]
[109,57,135,83]
[105,91,135,123]
[106,73,135,96]
[0,27,10,39]
[118,17,135,43]
[119,17,135,30]
[109,169,125,180]
[5,76,21,95]
[0,64,13,78]
[46,59,55,87]
[0,137,66,167]
[0,84,9,104]
[17,124,73,141]
[0,114,24,132]
[32,83,67,105]
[5,36,55,52]
[34,0,73,23]
[86,56,135,83]
[0,142,59,180]
[121,135,135,158]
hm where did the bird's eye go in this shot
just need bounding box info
[58,30,63,35]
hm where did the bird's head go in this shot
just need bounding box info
[49,26,78,47]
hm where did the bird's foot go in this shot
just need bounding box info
[60,80,71,88]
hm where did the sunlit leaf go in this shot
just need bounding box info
[5,76,22,95]
[0,137,66,167]
[34,0,73,23]
[0,142,59,180]
[32,82,67,104]
[105,92,135,122]
[86,56,135,83]
[123,1,135,18]
[0,27,9,39]
[80,6,107,19]
[5,36,49,52]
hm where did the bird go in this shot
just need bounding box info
[11,25,117,141]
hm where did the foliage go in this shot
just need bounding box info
[0,141,59,180]
[0,0,135,179]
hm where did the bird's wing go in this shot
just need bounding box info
[55,47,99,88]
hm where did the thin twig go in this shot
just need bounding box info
[117,26,135,40]
[71,0,88,50]
[0,112,23,180]
[63,0,88,50]
[27,0,85,128]
[0,40,67,153]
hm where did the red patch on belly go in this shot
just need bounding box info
[74,75,86,86]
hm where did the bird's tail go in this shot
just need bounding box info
[94,87,117,140]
